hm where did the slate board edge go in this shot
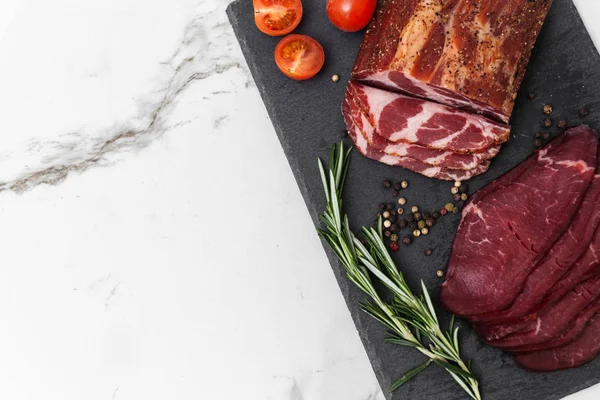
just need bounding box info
[226,1,600,399]
[225,2,393,396]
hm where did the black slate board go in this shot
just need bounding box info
[227,1,600,399]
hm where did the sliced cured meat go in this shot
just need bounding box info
[347,82,510,154]
[514,314,600,372]
[511,301,600,353]
[469,169,600,325]
[483,274,600,349]
[475,225,600,341]
[342,100,490,181]
[352,0,553,123]
[343,89,500,170]
[440,126,598,316]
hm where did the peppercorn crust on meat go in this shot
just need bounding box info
[352,0,553,123]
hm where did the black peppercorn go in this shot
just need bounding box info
[432,211,440,219]
[407,214,414,222]
[390,223,399,233]
[392,190,399,197]
[426,218,435,227]
[389,215,397,223]
[528,93,536,100]
[542,118,552,128]
[378,203,386,211]
[384,230,392,238]
[386,203,394,210]
[410,220,418,229]
[422,212,430,220]
[399,219,408,229]
[402,235,412,245]
[535,132,541,138]
[535,138,542,147]
[558,119,567,129]
[390,210,397,216]
[383,180,392,188]
[413,212,422,220]
[393,183,402,191]
[579,107,589,117]
[542,132,550,140]
[459,184,467,193]
[453,193,462,202]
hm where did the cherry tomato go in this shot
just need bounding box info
[253,0,303,36]
[326,0,377,32]
[274,34,325,80]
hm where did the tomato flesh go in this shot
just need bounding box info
[254,0,303,36]
[274,34,325,81]
[326,0,376,32]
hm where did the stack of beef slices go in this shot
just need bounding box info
[342,0,553,180]
[441,125,600,372]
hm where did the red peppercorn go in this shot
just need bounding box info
[390,242,399,252]
[440,208,448,216]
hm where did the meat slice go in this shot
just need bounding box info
[483,274,600,349]
[440,126,598,316]
[344,87,500,170]
[348,82,510,154]
[475,225,600,341]
[469,169,600,325]
[352,0,553,123]
[514,313,600,372]
[342,99,490,181]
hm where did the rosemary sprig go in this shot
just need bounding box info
[318,142,481,400]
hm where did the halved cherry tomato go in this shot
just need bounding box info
[274,34,325,81]
[254,0,303,37]
[326,0,377,32]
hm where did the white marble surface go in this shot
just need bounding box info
[0,1,597,399]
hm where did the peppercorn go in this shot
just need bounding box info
[390,234,399,242]
[413,229,421,237]
[392,190,399,197]
[440,208,448,216]
[383,211,391,219]
[393,182,402,191]
[402,235,412,245]
[543,104,553,115]
[418,220,426,229]
[425,248,433,256]
[437,270,445,278]
[407,214,414,222]
[390,241,399,252]
[558,119,567,129]
[421,228,429,235]
[386,203,394,210]
[411,206,419,213]
[579,107,589,117]
[542,118,552,128]
[535,132,541,138]
[390,223,399,233]
[382,180,392,188]
[445,203,455,212]
[454,181,462,188]
[421,212,430,220]
[460,193,468,201]
[401,180,409,189]
[399,219,408,229]
[451,186,460,195]
[528,93,536,100]
[542,132,550,141]
[376,212,381,218]
[389,215,397,223]
[331,74,340,82]
[410,220,418,229]
[452,207,460,214]
[426,218,435,227]
[459,184,467,193]
[453,193,462,202]
[432,211,440,219]
[398,197,407,205]
[378,203,386,211]
[397,207,404,215]
[414,212,422,220]
[383,220,392,228]
[384,230,392,238]
[535,138,542,147]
